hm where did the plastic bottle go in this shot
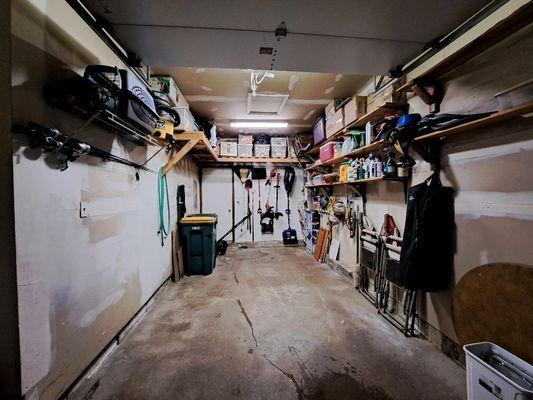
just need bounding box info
[384,154,397,177]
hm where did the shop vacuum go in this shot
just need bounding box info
[282,167,298,245]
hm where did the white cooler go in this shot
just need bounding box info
[464,342,533,400]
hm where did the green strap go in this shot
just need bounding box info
[157,167,171,246]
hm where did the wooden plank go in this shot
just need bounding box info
[162,138,199,175]
[414,100,533,142]
[305,177,407,188]
[305,140,384,172]
[397,2,533,93]
[208,157,300,164]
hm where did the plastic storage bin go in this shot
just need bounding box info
[254,144,270,158]
[319,142,335,163]
[179,214,218,276]
[237,144,253,158]
[271,137,287,146]
[219,140,237,157]
[464,342,533,400]
[313,118,326,145]
[271,145,287,158]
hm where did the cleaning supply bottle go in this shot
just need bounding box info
[384,154,397,177]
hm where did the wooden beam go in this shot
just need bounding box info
[162,138,199,175]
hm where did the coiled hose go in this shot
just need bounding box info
[157,167,170,246]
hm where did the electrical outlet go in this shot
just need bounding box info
[80,202,89,218]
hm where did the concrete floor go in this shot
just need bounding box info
[70,244,466,400]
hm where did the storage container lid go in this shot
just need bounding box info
[180,216,217,224]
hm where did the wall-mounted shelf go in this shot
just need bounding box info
[305,103,408,156]
[210,157,300,166]
[49,103,163,147]
[395,3,533,94]
[162,132,218,175]
[305,140,384,172]
[414,100,533,142]
[306,176,407,188]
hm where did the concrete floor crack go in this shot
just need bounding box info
[263,355,304,400]
[236,299,257,347]
[233,271,239,285]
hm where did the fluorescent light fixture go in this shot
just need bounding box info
[230,121,288,129]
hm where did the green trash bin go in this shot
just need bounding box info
[179,214,218,276]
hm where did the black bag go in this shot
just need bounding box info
[399,172,454,291]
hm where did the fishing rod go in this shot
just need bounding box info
[12,122,152,172]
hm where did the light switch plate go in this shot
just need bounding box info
[80,202,89,218]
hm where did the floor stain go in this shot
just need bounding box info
[236,299,258,347]
[234,272,240,285]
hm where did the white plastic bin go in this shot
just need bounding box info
[464,342,533,400]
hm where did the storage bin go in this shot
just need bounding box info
[238,144,253,158]
[271,145,287,158]
[464,342,533,400]
[219,140,237,157]
[179,214,218,276]
[313,118,326,145]
[271,137,287,146]
[238,134,254,144]
[320,143,335,163]
[174,107,198,131]
[254,144,270,158]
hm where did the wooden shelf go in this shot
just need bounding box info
[305,103,407,156]
[414,100,533,142]
[305,140,384,172]
[395,3,533,94]
[306,176,407,188]
[206,157,300,165]
[163,132,218,175]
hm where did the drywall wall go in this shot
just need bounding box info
[325,21,533,351]
[201,166,305,243]
[0,1,22,398]
[10,1,200,399]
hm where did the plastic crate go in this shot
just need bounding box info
[464,342,533,400]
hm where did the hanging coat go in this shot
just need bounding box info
[399,172,454,291]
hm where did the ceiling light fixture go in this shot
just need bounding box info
[230,121,288,129]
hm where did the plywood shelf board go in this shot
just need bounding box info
[306,177,406,188]
[396,3,533,93]
[162,132,218,175]
[414,100,533,142]
[204,157,300,165]
[305,140,384,172]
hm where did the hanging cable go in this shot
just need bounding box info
[157,166,171,246]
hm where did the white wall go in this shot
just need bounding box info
[201,166,305,243]
[11,1,200,399]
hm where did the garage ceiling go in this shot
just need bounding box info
[152,67,371,136]
[85,0,490,75]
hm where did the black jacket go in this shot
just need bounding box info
[399,173,454,291]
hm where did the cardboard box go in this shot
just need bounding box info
[219,140,237,157]
[325,108,344,138]
[367,79,406,113]
[313,117,326,145]
[238,134,254,144]
[149,75,189,109]
[254,144,270,158]
[344,96,367,125]
[325,99,341,119]
[237,144,253,158]
[271,145,287,158]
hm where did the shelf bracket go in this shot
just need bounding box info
[345,183,365,198]
[162,138,200,175]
